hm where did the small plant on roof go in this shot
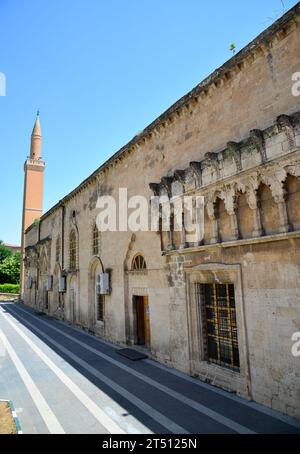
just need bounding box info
[230,42,236,54]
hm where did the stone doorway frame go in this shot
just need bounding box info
[185,262,252,400]
[125,281,149,347]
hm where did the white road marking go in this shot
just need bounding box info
[3,307,188,434]
[0,308,125,434]
[6,305,300,432]
[0,329,65,434]
[13,305,255,434]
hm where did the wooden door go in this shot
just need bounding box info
[143,296,151,349]
[135,296,151,348]
[136,296,145,345]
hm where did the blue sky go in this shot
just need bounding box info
[0,0,298,245]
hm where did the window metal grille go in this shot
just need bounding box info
[198,283,240,371]
[132,254,146,271]
[92,224,99,255]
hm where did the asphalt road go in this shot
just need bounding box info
[0,301,299,435]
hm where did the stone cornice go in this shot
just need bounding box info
[164,230,300,257]
[149,110,300,197]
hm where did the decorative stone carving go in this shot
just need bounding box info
[202,152,220,179]
[179,211,188,250]
[230,175,263,238]
[220,185,236,216]
[246,187,258,210]
[167,203,175,251]
[189,161,202,187]
[206,199,219,244]
[220,185,239,240]
[227,142,242,172]
[261,169,286,203]
[161,177,173,197]
[247,187,263,237]
[261,170,291,233]
[149,183,161,196]
[184,168,197,191]
[174,170,185,184]
[284,163,300,178]
[206,200,216,221]
[173,170,186,194]
[250,129,267,162]
[151,113,300,247]
[277,114,295,149]
[124,233,136,269]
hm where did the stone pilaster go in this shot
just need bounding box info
[206,201,219,244]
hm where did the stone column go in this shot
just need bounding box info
[275,195,290,233]
[195,196,205,246]
[246,188,263,237]
[270,179,290,234]
[206,201,218,244]
[167,203,175,251]
[230,210,239,240]
[179,211,188,249]
[224,189,239,240]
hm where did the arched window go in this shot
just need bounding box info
[56,236,60,263]
[257,183,278,235]
[69,230,77,270]
[92,224,99,255]
[215,197,232,242]
[284,174,300,231]
[132,254,147,271]
[236,191,253,239]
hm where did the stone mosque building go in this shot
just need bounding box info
[21,4,300,419]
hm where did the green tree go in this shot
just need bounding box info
[0,252,21,284]
[0,240,12,263]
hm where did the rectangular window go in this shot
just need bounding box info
[96,294,105,321]
[198,283,240,371]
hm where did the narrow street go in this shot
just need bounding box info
[0,302,299,435]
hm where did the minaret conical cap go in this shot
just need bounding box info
[30,111,42,159]
[31,110,42,137]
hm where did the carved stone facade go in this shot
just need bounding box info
[23,5,300,419]
[151,112,300,252]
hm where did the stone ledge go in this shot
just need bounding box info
[165,230,300,256]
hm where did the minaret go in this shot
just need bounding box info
[20,112,45,295]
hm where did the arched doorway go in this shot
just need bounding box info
[128,253,150,349]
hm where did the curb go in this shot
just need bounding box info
[0,399,23,434]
